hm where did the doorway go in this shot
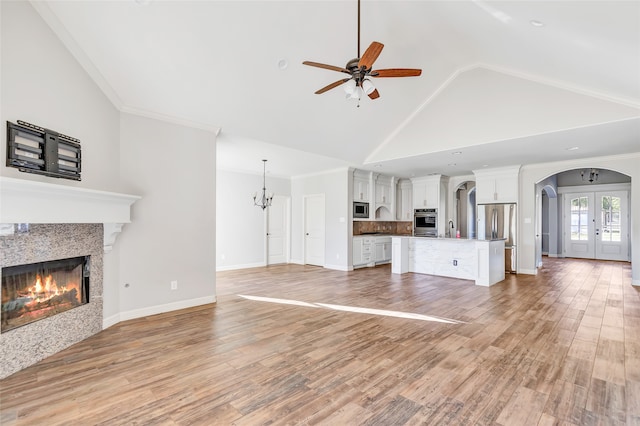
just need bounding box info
[303,194,325,266]
[454,181,476,238]
[563,190,629,261]
[267,195,290,265]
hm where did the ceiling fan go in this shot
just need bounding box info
[303,0,422,103]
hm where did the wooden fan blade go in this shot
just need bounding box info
[315,78,350,94]
[371,68,422,77]
[303,61,351,75]
[358,42,384,70]
[368,89,380,100]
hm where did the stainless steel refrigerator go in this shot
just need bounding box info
[477,203,517,273]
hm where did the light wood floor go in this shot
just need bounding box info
[1,258,638,425]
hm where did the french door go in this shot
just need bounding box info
[564,190,629,261]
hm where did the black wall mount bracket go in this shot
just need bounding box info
[6,120,81,181]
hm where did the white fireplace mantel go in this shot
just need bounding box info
[0,177,141,251]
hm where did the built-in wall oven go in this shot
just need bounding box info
[414,208,438,237]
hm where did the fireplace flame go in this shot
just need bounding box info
[25,274,79,307]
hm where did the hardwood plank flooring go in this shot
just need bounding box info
[1,257,638,425]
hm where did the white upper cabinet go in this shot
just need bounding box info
[473,166,520,204]
[411,175,441,209]
[353,170,371,202]
[374,174,394,208]
[396,179,413,221]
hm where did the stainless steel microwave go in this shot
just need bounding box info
[353,202,369,218]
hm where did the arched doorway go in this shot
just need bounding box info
[453,181,476,238]
[537,168,631,266]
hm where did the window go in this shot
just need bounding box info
[570,197,589,241]
[601,196,621,242]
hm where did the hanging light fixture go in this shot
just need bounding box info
[581,168,599,183]
[253,159,273,210]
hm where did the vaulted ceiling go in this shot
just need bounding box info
[32,0,640,178]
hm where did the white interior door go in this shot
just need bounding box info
[267,195,289,265]
[304,194,325,266]
[595,191,629,261]
[565,193,595,259]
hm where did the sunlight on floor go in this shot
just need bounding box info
[237,294,465,324]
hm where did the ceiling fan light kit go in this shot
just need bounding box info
[303,0,422,106]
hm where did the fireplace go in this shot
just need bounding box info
[2,256,90,332]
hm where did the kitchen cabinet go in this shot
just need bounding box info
[396,179,413,221]
[411,174,449,236]
[353,170,371,202]
[474,166,520,204]
[374,174,395,220]
[374,237,392,264]
[375,175,392,206]
[411,175,442,209]
[353,236,373,267]
[353,236,391,267]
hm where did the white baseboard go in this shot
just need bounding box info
[547,254,559,258]
[519,268,537,275]
[290,259,304,265]
[324,263,351,271]
[216,262,265,271]
[102,295,216,329]
[633,279,640,287]
[102,313,121,329]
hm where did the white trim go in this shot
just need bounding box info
[117,296,216,323]
[290,259,304,265]
[30,1,124,110]
[478,63,640,109]
[633,279,640,286]
[558,183,631,194]
[519,268,537,275]
[121,106,221,135]
[216,262,266,272]
[548,254,559,258]
[324,263,351,272]
[291,167,351,180]
[102,295,216,329]
[30,1,223,136]
[0,177,140,223]
[102,313,121,330]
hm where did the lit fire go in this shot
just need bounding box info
[22,274,79,308]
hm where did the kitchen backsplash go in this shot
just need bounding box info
[353,221,413,236]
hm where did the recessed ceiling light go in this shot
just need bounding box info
[482,164,489,168]
[374,164,383,168]
[530,20,545,27]
[452,151,462,155]
[277,59,288,70]
[566,146,579,151]
[448,163,457,167]
[135,0,153,5]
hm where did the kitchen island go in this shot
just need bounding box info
[392,236,505,286]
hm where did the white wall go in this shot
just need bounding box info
[520,153,639,284]
[291,168,351,271]
[1,1,124,321]
[0,1,121,192]
[216,169,290,270]
[115,113,216,320]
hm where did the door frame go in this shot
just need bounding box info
[303,193,325,266]
[265,195,291,265]
[558,182,631,261]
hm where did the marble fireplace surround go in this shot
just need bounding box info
[0,177,140,378]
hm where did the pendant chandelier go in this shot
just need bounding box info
[253,159,273,210]
[581,168,599,183]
